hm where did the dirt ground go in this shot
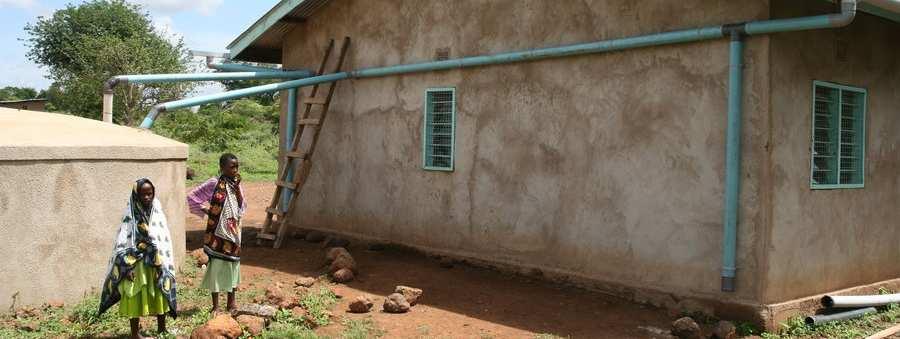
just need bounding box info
[186,182,673,338]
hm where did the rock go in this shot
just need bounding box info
[348,295,374,313]
[305,231,326,243]
[191,314,243,339]
[15,307,37,319]
[323,237,350,248]
[265,285,288,307]
[329,254,357,273]
[383,293,411,313]
[232,303,277,319]
[190,248,209,266]
[439,257,455,268]
[676,299,714,320]
[46,300,65,309]
[295,277,316,288]
[671,317,701,339]
[395,286,423,306]
[712,320,737,339]
[16,321,37,332]
[292,229,310,239]
[235,315,266,336]
[331,268,355,283]
[326,247,351,262]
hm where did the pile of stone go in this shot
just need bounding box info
[325,247,356,283]
[346,285,424,314]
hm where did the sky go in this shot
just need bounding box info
[0,0,279,92]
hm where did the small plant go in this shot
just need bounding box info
[735,321,760,336]
[300,287,338,327]
[341,317,383,339]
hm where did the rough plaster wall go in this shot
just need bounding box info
[766,0,900,303]
[0,160,186,310]
[282,0,772,303]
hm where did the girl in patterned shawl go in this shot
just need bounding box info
[186,153,246,313]
[99,178,177,339]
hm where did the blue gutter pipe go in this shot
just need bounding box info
[105,70,314,88]
[720,30,744,292]
[138,0,858,293]
[281,89,298,212]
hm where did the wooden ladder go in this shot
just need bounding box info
[257,37,350,248]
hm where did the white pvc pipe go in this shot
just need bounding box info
[102,93,114,123]
[822,293,900,308]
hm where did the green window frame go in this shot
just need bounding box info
[810,81,867,189]
[422,88,456,171]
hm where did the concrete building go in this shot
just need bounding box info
[0,99,48,112]
[227,0,900,328]
[0,108,187,310]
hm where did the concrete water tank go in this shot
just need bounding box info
[0,108,188,310]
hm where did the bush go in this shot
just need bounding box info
[153,99,280,183]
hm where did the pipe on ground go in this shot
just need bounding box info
[805,307,877,326]
[823,294,900,308]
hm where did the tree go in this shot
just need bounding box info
[24,0,192,125]
[0,87,41,101]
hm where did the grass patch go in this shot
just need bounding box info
[341,317,383,339]
[300,287,338,327]
[762,302,900,338]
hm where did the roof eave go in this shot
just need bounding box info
[227,0,305,63]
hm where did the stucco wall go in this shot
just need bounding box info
[281,0,773,304]
[0,159,186,310]
[765,0,900,303]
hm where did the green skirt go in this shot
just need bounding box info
[201,258,241,293]
[118,261,169,318]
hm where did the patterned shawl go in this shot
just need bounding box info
[203,174,244,262]
[98,178,177,318]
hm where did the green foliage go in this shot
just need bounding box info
[341,317,383,339]
[24,0,191,125]
[735,321,760,336]
[300,287,339,327]
[222,78,281,106]
[152,99,281,183]
[0,87,42,101]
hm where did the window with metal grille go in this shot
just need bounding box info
[423,88,456,171]
[810,81,867,189]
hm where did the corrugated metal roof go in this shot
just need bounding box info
[227,0,332,63]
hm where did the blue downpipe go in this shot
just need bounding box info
[281,89,298,212]
[721,32,744,292]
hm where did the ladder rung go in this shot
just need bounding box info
[266,207,285,216]
[286,151,307,159]
[275,180,297,190]
[304,96,328,105]
[298,119,321,126]
[256,233,277,240]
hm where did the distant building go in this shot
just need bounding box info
[0,99,48,112]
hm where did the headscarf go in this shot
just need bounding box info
[203,174,244,262]
[98,178,177,318]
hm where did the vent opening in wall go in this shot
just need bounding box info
[810,81,866,189]
[423,88,456,171]
[435,48,450,61]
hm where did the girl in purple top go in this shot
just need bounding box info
[186,153,246,313]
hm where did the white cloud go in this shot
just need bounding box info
[0,0,35,10]
[151,15,183,44]
[131,0,224,16]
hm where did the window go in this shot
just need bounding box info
[810,81,867,189]
[423,88,456,171]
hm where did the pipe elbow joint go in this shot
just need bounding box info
[103,77,121,94]
[831,0,858,27]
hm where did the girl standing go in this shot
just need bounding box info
[99,178,177,339]
[187,153,245,313]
